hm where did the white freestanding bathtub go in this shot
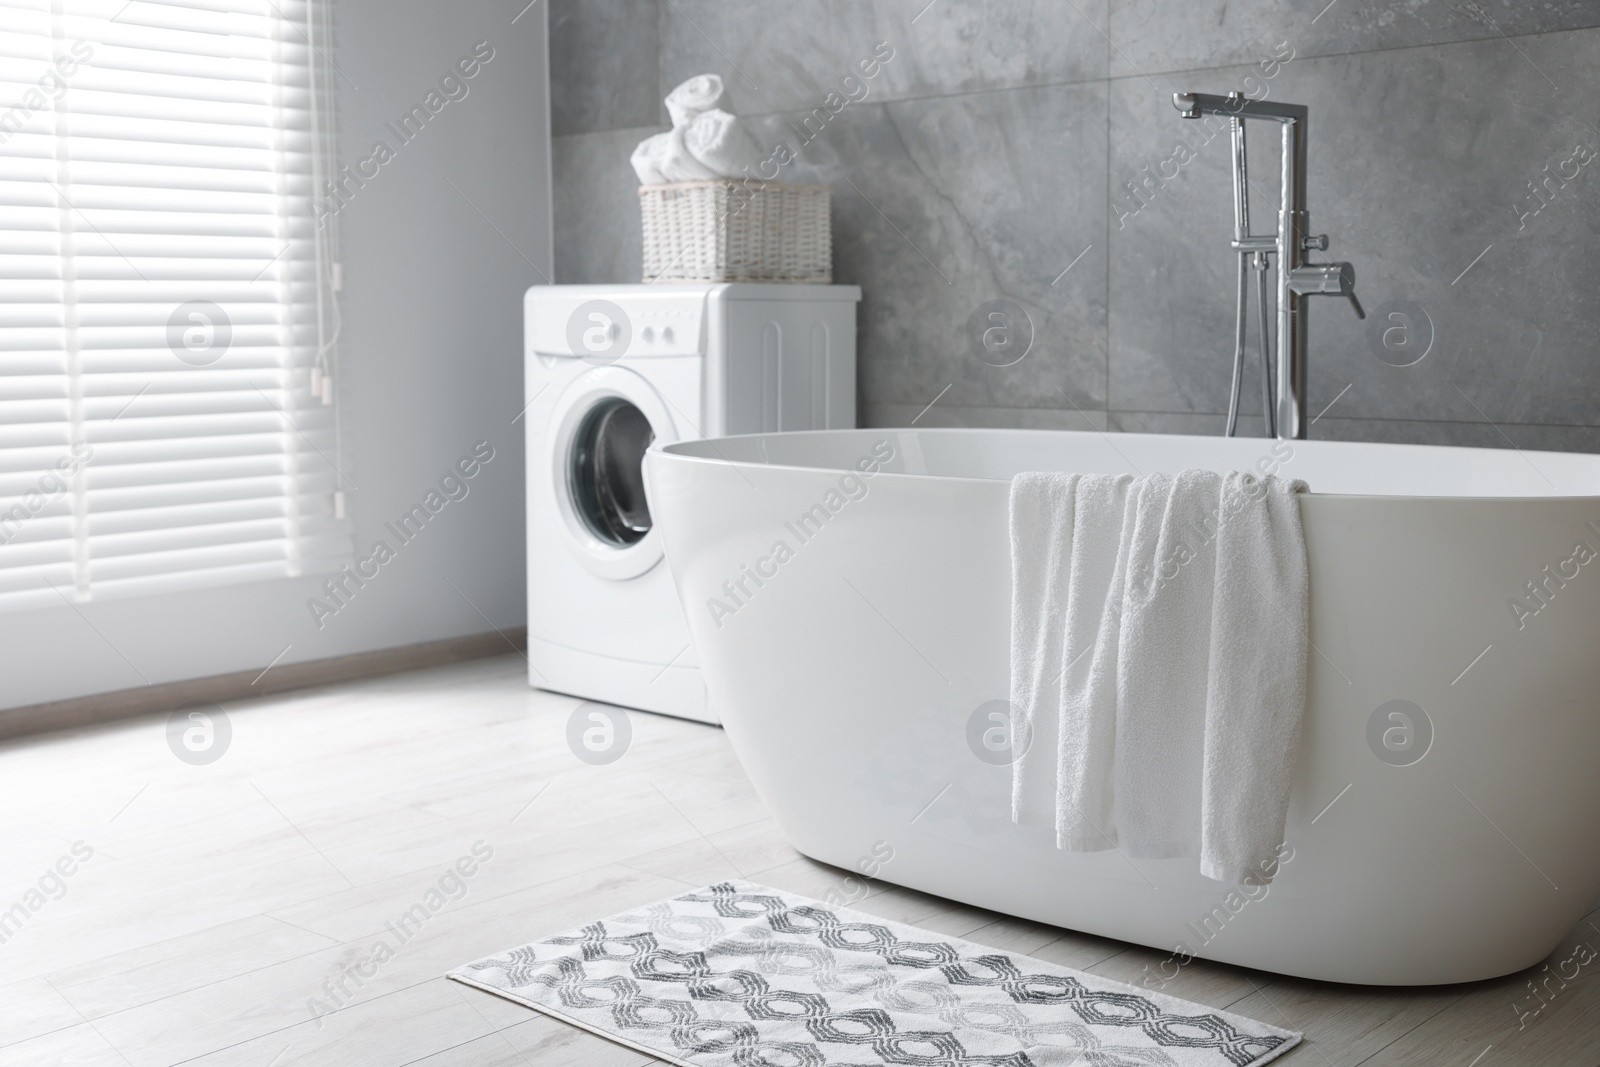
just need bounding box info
[643,428,1600,986]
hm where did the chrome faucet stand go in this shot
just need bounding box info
[1173,91,1363,439]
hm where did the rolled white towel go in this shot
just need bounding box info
[630,126,719,185]
[658,125,719,181]
[683,109,763,179]
[629,132,669,185]
[665,73,726,127]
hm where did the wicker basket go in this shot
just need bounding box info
[640,180,831,284]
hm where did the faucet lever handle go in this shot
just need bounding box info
[1344,288,1366,320]
[1333,261,1365,319]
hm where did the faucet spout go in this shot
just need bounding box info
[1172,91,1307,124]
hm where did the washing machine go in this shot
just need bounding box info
[523,283,861,723]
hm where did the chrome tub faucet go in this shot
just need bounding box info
[1172,91,1363,439]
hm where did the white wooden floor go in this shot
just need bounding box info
[2,654,1596,1067]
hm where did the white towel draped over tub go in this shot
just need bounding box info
[1008,469,1310,886]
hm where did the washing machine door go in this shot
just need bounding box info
[546,364,677,580]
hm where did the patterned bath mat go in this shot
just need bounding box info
[448,881,1299,1066]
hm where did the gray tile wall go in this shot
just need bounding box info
[548,0,1600,450]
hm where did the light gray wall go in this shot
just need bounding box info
[0,0,551,713]
[549,0,1600,451]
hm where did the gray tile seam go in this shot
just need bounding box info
[622,21,1600,134]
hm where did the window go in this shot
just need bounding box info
[0,0,349,612]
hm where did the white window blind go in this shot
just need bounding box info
[0,0,350,612]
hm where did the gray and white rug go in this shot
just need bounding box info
[449,880,1300,1067]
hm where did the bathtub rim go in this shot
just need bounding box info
[652,426,1600,503]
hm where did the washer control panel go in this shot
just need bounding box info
[631,302,701,354]
[526,288,706,360]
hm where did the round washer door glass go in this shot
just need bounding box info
[569,398,655,546]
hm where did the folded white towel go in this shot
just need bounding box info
[665,73,727,128]
[1200,472,1309,884]
[683,108,763,179]
[1009,471,1077,838]
[1009,472,1133,850]
[629,125,719,185]
[1057,474,1138,851]
[1008,468,1309,885]
[1115,470,1220,860]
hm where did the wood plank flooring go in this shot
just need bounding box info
[1,654,1595,1066]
